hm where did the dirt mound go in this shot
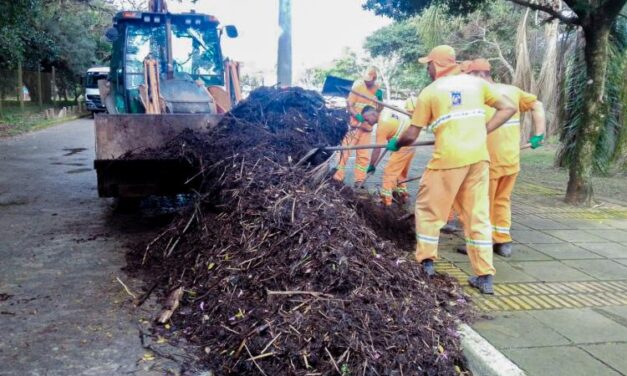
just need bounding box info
[129,87,472,375]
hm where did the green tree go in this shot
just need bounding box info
[301,49,367,89]
[363,0,627,205]
[0,0,114,103]
[364,19,431,95]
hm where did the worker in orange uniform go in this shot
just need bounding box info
[333,67,384,186]
[368,109,414,206]
[461,58,545,257]
[386,45,517,294]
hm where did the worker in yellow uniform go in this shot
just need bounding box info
[333,67,384,186]
[461,58,545,257]
[368,109,414,206]
[387,45,517,294]
[404,91,417,113]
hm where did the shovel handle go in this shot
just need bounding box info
[349,90,412,117]
[323,140,434,152]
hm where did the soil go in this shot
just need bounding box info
[126,87,473,375]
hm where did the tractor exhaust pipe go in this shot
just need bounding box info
[149,0,168,13]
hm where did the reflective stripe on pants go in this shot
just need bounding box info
[381,149,414,206]
[415,161,495,276]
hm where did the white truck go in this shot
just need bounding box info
[84,66,110,115]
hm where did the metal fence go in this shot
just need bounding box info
[0,67,83,114]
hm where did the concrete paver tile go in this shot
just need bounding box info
[606,219,627,230]
[562,259,627,280]
[455,261,538,283]
[587,229,627,243]
[529,308,627,343]
[509,261,596,282]
[504,347,621,376]
[473,311,570,348]
[528,243,603,260]
[440,246,472,262]
[581,344,627,374]
[505,244,554,261]
[598,306,627,325]
[511,229,564,244]
[615,259,627,267]
[544,230,607,243]
[577,243,627,259]
[547,218,615,230]
[511,215,572,230]
[511,221,530,230]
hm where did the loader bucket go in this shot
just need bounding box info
[94,113,221,198]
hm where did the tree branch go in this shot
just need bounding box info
[506,0,580,25]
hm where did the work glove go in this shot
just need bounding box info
[529,134,544,149]
[386,138,400,152]
[354,113,365,123]
[375,89,384,101]
[367,165,376,174]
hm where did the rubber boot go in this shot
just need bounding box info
[422,259,436,277]
[440,220,459,234]
[494,242,513,257]
[468,275,494,295]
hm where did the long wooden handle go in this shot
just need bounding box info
[323,140,434,152]
[349,90,412,117]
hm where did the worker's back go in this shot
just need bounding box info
[486,83,537,174]
[415,74,496,170]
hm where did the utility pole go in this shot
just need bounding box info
[277,0,292,86]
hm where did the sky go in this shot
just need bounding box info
[168,0,391,84]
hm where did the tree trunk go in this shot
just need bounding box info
[565,24,611,205]
[277,0,292,86]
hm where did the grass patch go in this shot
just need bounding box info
[519,145,627,203]
[0,100,84,137]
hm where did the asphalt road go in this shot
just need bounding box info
[0,119,167,375]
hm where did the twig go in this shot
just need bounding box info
[260,333,282,354]
[245,344,268,376]
[134,280,159,307]
[266,290,334,298]
[247,352,275,361]
[116,277,137,299]
[325,347,341,374]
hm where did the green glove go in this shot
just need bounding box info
[367,165,376,174]
[375,89,384,101]
[355,113,365,123]
[529,134,544,149]
[386,138,400,152]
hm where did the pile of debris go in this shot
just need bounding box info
[130,87,472,375]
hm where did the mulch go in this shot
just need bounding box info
[127,87,473,375]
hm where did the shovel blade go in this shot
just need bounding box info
[321,75,354,97]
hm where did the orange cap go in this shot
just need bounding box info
[418,45,456,65]
[459,60,473,73]
[362,66,377,81]
[465,58,491,73]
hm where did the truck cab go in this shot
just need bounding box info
[85,66,110,115]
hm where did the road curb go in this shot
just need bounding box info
[459,323,526,376]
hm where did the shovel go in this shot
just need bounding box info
[322,75,412,117]
[295,140,435,167]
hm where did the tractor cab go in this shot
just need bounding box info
[105,11,238,114]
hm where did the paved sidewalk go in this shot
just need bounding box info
[336,142,626,375]
[437,181,627,376]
